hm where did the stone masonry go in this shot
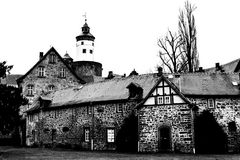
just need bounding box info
[26,101,137,150]
[138,104,193,153]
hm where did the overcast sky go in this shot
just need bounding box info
[1,0,240,76]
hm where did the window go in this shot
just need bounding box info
[38,66,45,77]
[84,128,90,142]
[48,85,54,91]
[208,99,215,108]
[29,115,34,122]
[90,50,93,54]
[87,106,92,115]
[27,85,34,96]
[81,41,84,45]
[107,128,115,143]
[92,42,94,46]
[59,68,66,78]
[83,49,86,53]
[49,54,56,63]
[165,96,170,104]
[158,96,164,104]
[117,105,123,113]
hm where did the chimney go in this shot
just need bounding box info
[39,52,44,60]
[157,67,163,77]
[107,71,114,79]
[198,67,204,72]
[215,63,220,71]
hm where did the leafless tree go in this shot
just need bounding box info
[158,30,185,73]
[178,1,199,72]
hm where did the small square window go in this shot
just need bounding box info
[164,96,170,104]
[83,49,86,53]
[81,42,84,45]
[107,128,115,143]
[90,50,93,54]
[48,85,54,91]
[92,43,94,46]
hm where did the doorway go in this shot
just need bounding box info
[158,126,171,152]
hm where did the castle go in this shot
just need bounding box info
[16,19,240,153]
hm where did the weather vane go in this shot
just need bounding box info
[83,12,87,23]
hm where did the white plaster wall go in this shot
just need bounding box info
[76,40,94,61]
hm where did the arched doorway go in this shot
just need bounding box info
[158,126,171,152]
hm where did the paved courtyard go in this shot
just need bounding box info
[0,146,240,160]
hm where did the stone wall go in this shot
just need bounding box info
[26,101,137,150]
[189,97,240,153]
[19,53,80,115]
[138,104,193,153]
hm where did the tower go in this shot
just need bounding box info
[72,16,103,82]
[76,17,95,61]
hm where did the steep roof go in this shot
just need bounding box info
[17,47,85,84]
[169,73,240,96]
[27,74,159,112]
[0,74,22,86]
[27,72,240,113]
[205,58,240,73]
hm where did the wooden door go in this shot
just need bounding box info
[159,126,171,151]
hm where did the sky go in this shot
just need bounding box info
[1,0,240,77]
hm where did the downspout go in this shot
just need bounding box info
[191,104,196,154]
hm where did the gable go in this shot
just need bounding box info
[143,78,186,106]
[17,47,85,84]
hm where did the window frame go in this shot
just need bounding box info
[208,99,215,108]
[116,105,123,113]
[84,127,90,142]
[59,68,66,78]
[49,54,56,64]
[81,41,84,45]
[27,85,34,96]
[164,96,171,104]
[82,49,86,53]
[106,128,115,143]
[87,106,92,115]
[38,66,45,77]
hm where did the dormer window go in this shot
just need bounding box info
[59,68,66,78]
[38,66,45,77]
[126,82,143,99]
[49,54,56,64]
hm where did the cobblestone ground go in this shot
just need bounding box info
[1,146,240,160]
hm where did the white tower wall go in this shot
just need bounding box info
[76,40,94,61]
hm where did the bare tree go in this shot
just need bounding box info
[158,30,185,73]
[178,1,199,72]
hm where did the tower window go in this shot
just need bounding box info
[90,50,93,54]
[83,49,86,53]
[27,85,34,96]
[38,66,45,77]
[92,43,94,46]
[59,68,66,78]
[81,42,84,45]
